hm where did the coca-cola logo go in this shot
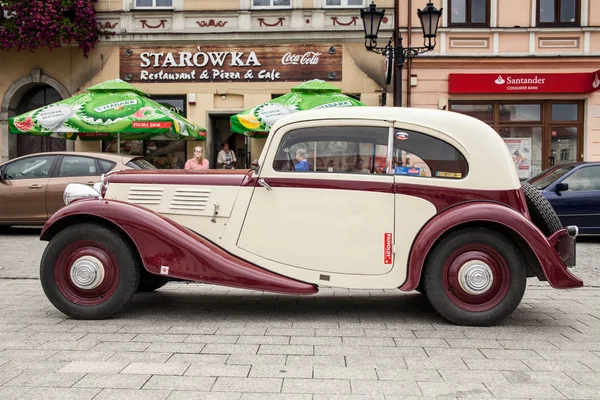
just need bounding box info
[281,51,321,65]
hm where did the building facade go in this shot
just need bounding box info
[1,0,599,178]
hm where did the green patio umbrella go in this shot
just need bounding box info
[9,79,206,145]
[230,79,365,136]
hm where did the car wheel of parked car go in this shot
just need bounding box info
[423,227,526,326]
[40,223,140,320]
[137,272,169,293]
[521,182,562,235]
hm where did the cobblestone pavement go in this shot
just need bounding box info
[0,228,599,399]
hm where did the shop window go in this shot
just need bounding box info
[273,126,389,174]
[552,104,578,121]
[449,103,493,122]
[499,127,543,179]
[537,0,580,26]
[324,0,366,7]
[550,126,578,165]
[499,104,541,122]
[449,0,490,27]
[563,166,600,191]
[135,0,173,8]
[252,0,291,7]
[393,129,468,179]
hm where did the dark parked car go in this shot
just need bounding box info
[0,151,155,227]
[527,162,600,235]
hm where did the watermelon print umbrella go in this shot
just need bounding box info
[230,79,365,136]
[9,79,206,142]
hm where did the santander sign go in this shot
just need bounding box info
[449,70,600,94]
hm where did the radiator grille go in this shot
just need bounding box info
[170,188,211,211]
[127,186,164,205]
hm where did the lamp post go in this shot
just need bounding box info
[360,2,442,107]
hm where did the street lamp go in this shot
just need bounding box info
[360,2,442,107]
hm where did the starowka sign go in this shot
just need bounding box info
[449,70,600,94]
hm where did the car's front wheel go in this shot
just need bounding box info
[40,223,140,319]
[423,227,526,326]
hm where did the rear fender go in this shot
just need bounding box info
[400,202,583,290]
[41,198,317,295]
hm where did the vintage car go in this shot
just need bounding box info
[39,107,582,326]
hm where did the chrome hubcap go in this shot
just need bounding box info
[458,261,493,295]
[70,256,105,290]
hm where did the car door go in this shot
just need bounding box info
[46,155,103,217]
[237,123,396,276]
[0,155,58,224]
[545,165,600,234]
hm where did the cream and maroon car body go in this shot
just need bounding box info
[39,107,582,325]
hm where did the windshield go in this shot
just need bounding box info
[527,165,576,189]
[127,157,157,170]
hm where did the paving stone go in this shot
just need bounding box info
[132,334,188,343]
[35,340,99,351]
[363,329,415,338]
[393,338,449,348]
[424,348,485,359]
[19,387,101,400]
[258,345,313,355]
[227,355,287,366]
[46,350,114,362]
[486,383,566,398]
[0,368,20,385]
[0,361,68,373]
[498,340,560,350]
[286,356,345,367]
[117,325,172,334]
[73,373,151,389]
[375,367,441,381]
[524,359,593,372]
[170,392,242,400]
[167,354,228,364]
[342,337,395,347]
[142,375,215,391]
[566,371,600,385]
[464,359,529,371]
[166,326,219,335]
[313,366,377,380]
[445,339,502,349]
[5,371,85,387]
[185,335,239,344]
[405,357,468,370]
[211,377,283,393]
[418,382,491,398]
[282,378,350,394]
[237,336,290,345]
[290,336,342,346]
[480,349,544,360]
[241,395,310,400]
[58,361,129,374]
[266,329,316,337]
[0,349,57,361]
[202,344,259,355]
[552,384,600,399]
[91,342,151,352]
[345,356,406,369]
[81,333,136,342]
[145,343,206,353]
[536,350,600,361]
[349,380,421,396]
[27,332,88,342]
[185,364,250,377]
[315,329,365,337]
[108,352,172,363]
[120,362,190,375]
[368,347,427,357]
[93,388,171,399]
[0,386,32,399]
[502,370,579,385]
[249,365,313,379]
[438,369,508,384]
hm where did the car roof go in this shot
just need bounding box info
[270,106,521,191]
[1,151,136,166]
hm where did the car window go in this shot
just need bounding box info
[58,156,99,177]
[562,166,600,191]
[2,155,56,180]
[99,159,117,173]
[528,165,576,189]
[273,126,389,174]
[393,129,468,179]
[126,157,157,170]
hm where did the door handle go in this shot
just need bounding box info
[28,184,43,189]
[86,181,95,185]
[258,178,273,191]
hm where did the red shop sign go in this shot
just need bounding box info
[449,70,600,94]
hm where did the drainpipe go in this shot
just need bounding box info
[406,0,412,107]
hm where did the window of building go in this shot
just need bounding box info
[393,129,468,179]
[538,0,580,26]
[449,0,490,27]
[134,0,173,8]
[324,0,366,7]
[563,166,600,191]
[252,0,291,7]
[449,100,583,178]
[273,126,389,174]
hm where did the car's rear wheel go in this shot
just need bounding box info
[521,181,562,235]
[423,227,526,326]
[40,223,140,319]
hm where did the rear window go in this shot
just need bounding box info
[126,157,157,170]
[99,159,117,173]
[527,165,576,189]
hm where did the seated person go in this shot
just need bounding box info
[294,148,311,171]
[353,159,370,174]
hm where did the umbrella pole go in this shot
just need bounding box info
[117,132,121,155]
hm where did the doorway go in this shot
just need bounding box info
[209,114,249,169]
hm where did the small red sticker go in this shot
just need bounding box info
[384,233,393,264]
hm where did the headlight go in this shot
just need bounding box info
[63,183,101,206]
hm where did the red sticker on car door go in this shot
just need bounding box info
[384,233,393,264]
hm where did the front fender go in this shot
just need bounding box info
[41,198,317,295]
[400,202,583,291]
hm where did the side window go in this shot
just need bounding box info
[2,156,56,180]
[562,166,600,191]
[273,126,389,174]
[58,156,99,177]
[393,129,468,179]
[99,159,117,173]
